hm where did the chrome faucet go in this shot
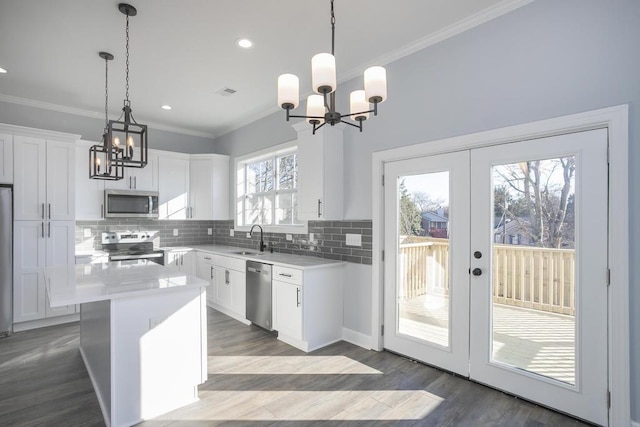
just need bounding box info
[249,224,265,252]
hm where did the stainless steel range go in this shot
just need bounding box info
[101,231,164,264]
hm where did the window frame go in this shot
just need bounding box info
[234,140,307,234]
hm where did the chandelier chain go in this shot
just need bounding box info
[104,56,109,130]
[125,13,130,103]
[330,0,335,55]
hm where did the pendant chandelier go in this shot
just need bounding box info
[107,3,148,168]
[277,0,387,134]
[90,52,124,180]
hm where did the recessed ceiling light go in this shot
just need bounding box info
[161,105,172,110]
[236,38,254,49]
[0,67,7,74]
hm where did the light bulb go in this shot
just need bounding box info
[364,66,387,103]
[312,53,336,94]
[277,74,300,109]
[306,95,325,124]
[350,90,369,121]
[113,137,121,148]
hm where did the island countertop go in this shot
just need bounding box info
[45,259,208,307]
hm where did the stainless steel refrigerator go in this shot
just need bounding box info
[0,186,12,337]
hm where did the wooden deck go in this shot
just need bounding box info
[399,295,576,385]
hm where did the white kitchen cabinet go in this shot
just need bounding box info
[165,248,196,276]
[75,140,105,220]
[158,153,190,219]
[295,122,344,220]
[104,151,159,192]
[13,220,75,323]
[196,252,216,305]
[211,255,248,324]
[0,133,13,184]
[14,136,75,221]
[273,280,302,341]
[188,154,230,220]
[272,263,344,352]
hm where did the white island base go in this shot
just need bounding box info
[45,261,208,427]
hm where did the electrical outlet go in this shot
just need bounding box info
[173,229,179,237]
[246,232,251,238]
[346,233,362,247]
[230,229,234,237]
[286,234,293,241]
[207,228,212,235]
[83,228,92,238]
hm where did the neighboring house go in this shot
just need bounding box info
[493,217,533,245]
[421,211,448,238]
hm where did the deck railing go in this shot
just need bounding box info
[399,239,576,316]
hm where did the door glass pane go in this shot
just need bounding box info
[396,172,450,347]
[491,157,576,385]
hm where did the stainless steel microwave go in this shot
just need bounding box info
[104,190,159,218]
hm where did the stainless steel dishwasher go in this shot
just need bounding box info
[246,261,273,331]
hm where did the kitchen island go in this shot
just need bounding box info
[45,260,208,427]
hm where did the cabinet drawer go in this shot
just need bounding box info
[197,252,215,265]
[273,265,302,285]
[214,255,246,272]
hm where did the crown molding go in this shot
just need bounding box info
[0,122,81,142]
[0,93,215,139]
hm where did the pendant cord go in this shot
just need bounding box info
[104,56,109,130]
[330,0,335,56]
[125,13,130,104]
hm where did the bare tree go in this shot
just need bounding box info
[412,191,444,214]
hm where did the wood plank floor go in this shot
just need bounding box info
[0,308,591,426]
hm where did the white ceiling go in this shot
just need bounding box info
[0,0,527,138]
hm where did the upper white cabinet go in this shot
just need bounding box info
[189,154,230,220]
[0,133,13,184]
[14,135,75,221]
[158,152,190,219]
[295,122,344,220]
[104,151,158,192]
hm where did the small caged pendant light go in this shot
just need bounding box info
[107,3,148,169]
[90,51,124,180]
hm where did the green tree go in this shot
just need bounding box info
[399,180,423,236]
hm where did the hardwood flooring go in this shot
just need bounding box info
[0,308,591,426]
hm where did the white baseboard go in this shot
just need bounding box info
[342,327,374,350]
[631,420,639,427]
[206,302,250,325]
[13,314,79,332]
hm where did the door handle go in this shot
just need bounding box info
[317,199,322,218]
[210,266,214,280]
[474,251,482,259]
[472,268,482,276]
[48,222,51,238]
[225,270,230,285]
[48,203,51,219]
[296,288,300,307]
[41,203,45,219]
[41,222,44,238]
[134,176,137,189]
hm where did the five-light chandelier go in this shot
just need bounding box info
[277,0,387,134]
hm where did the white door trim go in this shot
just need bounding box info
[371,104,630,425]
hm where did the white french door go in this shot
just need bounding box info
[383,129,609,425]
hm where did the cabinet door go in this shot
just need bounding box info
[189,158,213,220]
[211,156,229,220]
[13,221,47,322]
[14,136,46,220]
[297,135,324,220]
[0,133,13,184]
[273,280,302,340]
[130,152,158,191]
[215,267,232,309]
[158,155,189,219]
[75,143,105,220]
[182,251,196,276]
[229,269,246,318]
[44,221,76,317]
[46,140,75,220]
[165,251,180,270]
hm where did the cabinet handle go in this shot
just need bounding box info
[204,256,211,260]
[210,266,214,280]
[296,288,300,307]
[134,176,137,189]
[279,273,293,278]
[41,203,45,219]
[101,204,104,218]
[181,255,184,266]
[48,222,51,238]
[225,269,230,285]
[129,176,132,189]
[41,222,44,238]
[317,199,322,218]
[48,203,51,219]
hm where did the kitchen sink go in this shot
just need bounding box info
[232,251,261,256]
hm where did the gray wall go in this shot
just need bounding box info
[0,100,216,153]
[214,0,640,420]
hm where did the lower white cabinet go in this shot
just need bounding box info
[196,252,216,305]
[13,220,76,323]
[272,264,344,352]
[165,249,196,276]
